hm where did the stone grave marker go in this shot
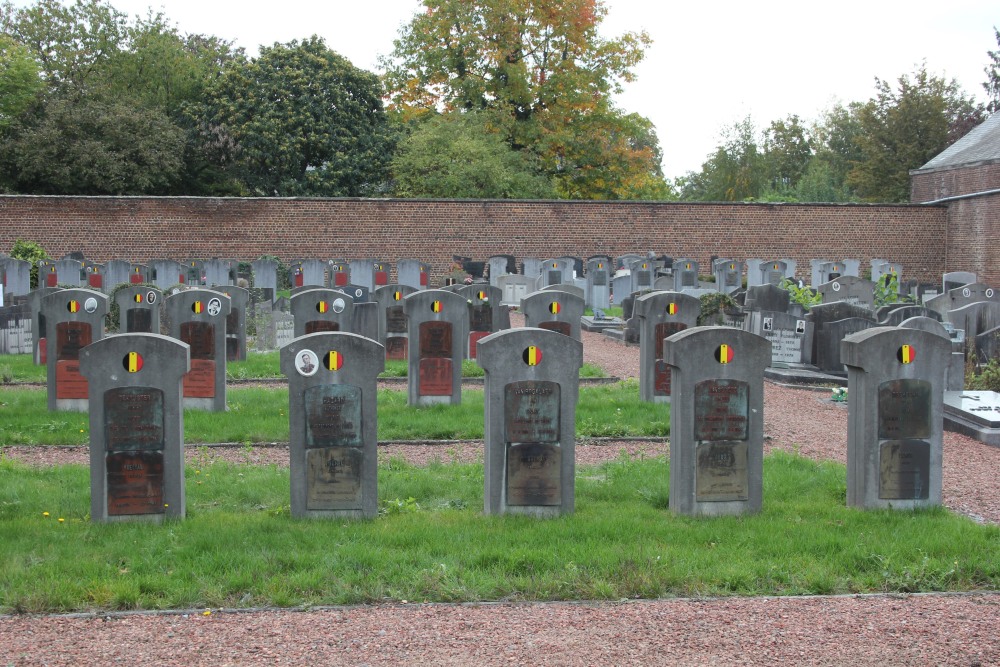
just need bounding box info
[477,327,582,517]
[373,261,391,288]
[183,260,206,286]
[250,258,278,302]
[673,258,700,292]
[336,283,370,303]
[871,260,902,285]
[611,272,632,305]
[149,259,187,289]
[585,258,611,310]
[289,259,327,288]
[539,258,573,288]
[712,259,744,295]
[817,275,877,307]
[397,259,430,290]
[521,257,543,280]
[291,288,354,337]
[744,283,791,314]
[943,271,976,293]
[663,327,770,516]
[488,255,516,287]
[521,289,584,341]
[166,288,230,411]
[114,285,162,334]
[806,301,877,373]
[83,262,104,290]
[102,260,133,293]
[280,331,384,519]
[636,291,700,402]
[540,283,585,300]
[374,285,417,359]
[841,327,950,509]
[615,254,644,272]
[257,308,295,352]
[217,284,249,361]
[349,259,377,291]
[28,286,60,365]
[37,259,58,287]
[459,284,509,359]
[79,333,190,522]
[404,289,469,405]
[497,274,535,306]
[758,259,795,287]
[55,258,86,287]
[900,316,965,391]
[879,305,940,327]
[927,282,1000,321]
[629,259,656,294]
[204,259,235,288]
[749,310,811,368]
[328,260,350,288]
[943,391,1000,445]
[0,257,31,299]
[948,300,1000,353]
[41,288,109,411]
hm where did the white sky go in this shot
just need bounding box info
[9,0,999,180]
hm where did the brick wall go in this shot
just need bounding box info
[911,162,1000,202]
[0,195,950,284]
[943,191,1000,285]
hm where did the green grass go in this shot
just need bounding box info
[0,451,996,613]
[0,380,664,445]
[0,354,41,383]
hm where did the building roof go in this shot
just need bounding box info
[915,112,1000,172]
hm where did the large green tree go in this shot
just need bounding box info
[680,117,764,201]
[0,34,41,132]
[762,114,812,192]
[382,0,667,199]
[191,36,396,197]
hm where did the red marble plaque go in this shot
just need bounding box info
[183,359,216,398]
[56,360,88,399]
[107,451,164,515]
[419,357,453,395]
[305,320,339,334]
[385,336,408,360]
[468,331,490,359]
[539,321,571,337]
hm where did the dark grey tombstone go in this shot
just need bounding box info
[817,275,876,308]
[745,259,763,287]
[477,327,582,517]
[404,289,469,405]
[943,271,976,293]
[540,283,585,300]
[102,260,133,293]
[673,258,700,292]
[521,289,584,342]
[290,288,354,338]
[879,305,940,327]
[54,258,85,287]
[749,310,812,368]
[870,260,902,284]
[250,258,278,302]
[374,284,417,360]
[636,291,700,402]
[349,259,377,291]
[28,286,60,365]
[759,259,794,287]
[459,284,509,359]
[79,333,190,522]
[900,316,965,391]
[397,259,430,290]
[328,260,351,288]
[744,284,791,313]
[149,259,187,290]
[182,260,206,286]
[628,259,656,294]
[165,288,230,411]
[114,285,162,334]
[41,288,109,411]
[948,301,1000,353]
[280,332,384,519]
[37,259,58,288]
[807,301,877,372]
[0,257,31,299]
[663,327,770,516]
[539,258,573,288]
[615,254,644,272]
[497,274,535,306]
[373,261,392,289]
[585,258,611,310]
[336,283,371,304]
[712,259,744,295]
[216,285,249,361]
[82,261,103,291]
[841,327,949,509]
[204,259,235,288]
[352,302,378,342]
[290,259,327,289]
[929,283,1000,322]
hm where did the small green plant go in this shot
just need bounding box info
[965,356,1000,391]
[697,292,738,326]
[830,387,848,403]
[873,274,913,308]
[0,365,13,384]
[779,278,821,310]
[8,239,50,289]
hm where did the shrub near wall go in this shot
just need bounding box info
[0,196,949,285]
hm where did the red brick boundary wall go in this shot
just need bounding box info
[0,195,950,284]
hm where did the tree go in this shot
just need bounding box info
[392,112,555,198]
[680,117,764,201]
[191,36,396,196]
[762,115,812,192]
[986,26,1000,114]
[0,34,42,132]
[848,64,984,202]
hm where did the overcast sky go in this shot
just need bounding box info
[9,0,999,180]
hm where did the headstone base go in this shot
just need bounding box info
[183,397,223,411]
[943,390,1000,446]
[763,365,847,387]
[581,316,624,332]
[56,398,89,412]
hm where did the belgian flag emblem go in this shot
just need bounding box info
[192,301,203,314]
[393,291,402,301]
[715,344,734,364]
[598,263,604,269]
[317,301,328,314]
[134,293,144,304]
[642,263,648,269]
[549,302,561,314]
[667,303,677,316]
[68,300,80,313]
[730,263,735,270]
[431,300,443,313]
[478,290,487,300]
[325,351,343,371]
[897,345,915,364]
[685,263,692,270]
[773,263,780,270]
[523,346,542,366]
[124,352,143,373]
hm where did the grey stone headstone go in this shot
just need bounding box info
[817,275,876,308]
[102,260,133,293]
[397,259,430,290]
[114,285,163,334]
[280,332,384,519]
[539,258,574,288]
[615,254,644,272]
[374,284,417,359]
[899,316,965,391]
[744,283,791,314]
[487,255,515,287]
[290,288,354,338]
[806,301,877,371]
[521,289,584,342]
[871,260,902,285]
[749,310,811,368]
[182,259,206,286]
[373,261,391,288]
[216,285,249,361]
[663,327,770,516]
[336,283,371,304]
[496,274,535,306]
[539,283,585,300]
[328,260,351,288]
[290,259,327,288]
[928,282,1000,322]
[948,300,1000,352]
[0,257,31,298]
[352,302,378,342]
[758,259,794,287]
[612,273,631,305]
[37,259,59,288]
[404,289,469,405]
[459,284,509,359]
[841,327,950,509]
[348,259,377,291]
[879,305,940,327]
[673,258,699,292]
[712,259,744,295]
[149,259,186,290]
[82,261,104,291]
[477,327,582,517]
[204,259,234,288]
[40,288,109,411]
[942,271,976,294]
[54,258,86,287]
[520,258,543,278]
[257,309,295,352]
[250,258,279,297]
[79,333,190,523]
[636,291,700,402]
[585,258,611,310]
[745,259,763,287]
[165,288,230,411]
[628,259,656,294]
[28,286,60,364]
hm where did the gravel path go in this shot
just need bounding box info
[3,318,1000,665]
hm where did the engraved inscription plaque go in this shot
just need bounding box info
[419,321,452,358]
[654,322,687,397]
[878,380,931,440]
[56,321,92,360]
[105,387,164,451]
[305,320,339,334]
[419,357,453,395]
[385,336,408,360]
[386,306,407,333]
[468,330,490,359]
[180,322,214,359]
[539,321,571,337]
[306,447,363,510]
[694,380,749,441]
[304,384,362,448]
[470,305,493,332]
[183,359,216,398]
[696,441,749,501]
[505,381,560,443]
[126,309,152,333]
[106,451,164,515]
[592,270,608,287]
[879,439,930,500]
[506,443,561,506]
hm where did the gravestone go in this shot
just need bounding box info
[540,283,585,300]
[879,305,940,327]
[628,259,656,294]
[948,300,1000,355]
[806,301,877,373]
[404,289,469,405]
[611,272,632,305]
[183,260,206,286]
[352,301,379,343]
[349,260,379,291]
[216,285,249,361]
[496,274,535,306]
[374,284,417,359]
[943,271,976,293]
[673,258,700,292]
[663,327,770,516]
[459,284,509,359]
[114,285,162,334]
[810,259,847,287]
[585,257,611,310]
[397,259,430,290]
[149,259,187,289]
[841,327,950,509]
[204,259,235,288]
[165,288,230,411]
[520,258,543,279]
[289,259,327,288]
[540,258,574,288]
[280,332,384,519]
[744,283,791,314]
[927,282,1000,322]
[636,291,700,402]
[55,258,86,287]
[900,316,965,391]
[478,327,582,517]
[373,261,391,288]
[336,283,371,304]
[257,308,295,352]
[521,289,584,342]
[329,260,351,288]
[615,254,644,272]
[712,259,744,295]
[870,260,902,285]
[758,260,795,287]
[749,310,812,368]
[817,275,877,308]
[250,258,278,302]
[83,261,104,290]
[0,257,31,299]
[290,288,354,337]
[487,255,516,287]
[41,288,109,411]
[28,287,60,364]
[79,333,190,522]
[102,260,134,293]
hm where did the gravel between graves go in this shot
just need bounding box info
[3,316,1000,666]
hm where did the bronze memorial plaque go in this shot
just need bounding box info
[695,441,749,501]
[106,451,164,515]
[385,336,408,361]
[879,439,930,500]
[694,379,749,441]
[304,384,362,448]
[419,321,452,358]
[126,309,152,333]
[305,320,339,334]
[180,322,215,359]
[105,387,164,451]
[878,380,932,440]
[386,306,407,334]
[506,443,561,506]
[418,358,453,395]
[539,321,571,337]
[505,381,560,443]
[305,446,364,510]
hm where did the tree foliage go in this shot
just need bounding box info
[191,36,396,197]
[0,34,42,132]
[986,26,1000,114]
[679,117,764,201]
